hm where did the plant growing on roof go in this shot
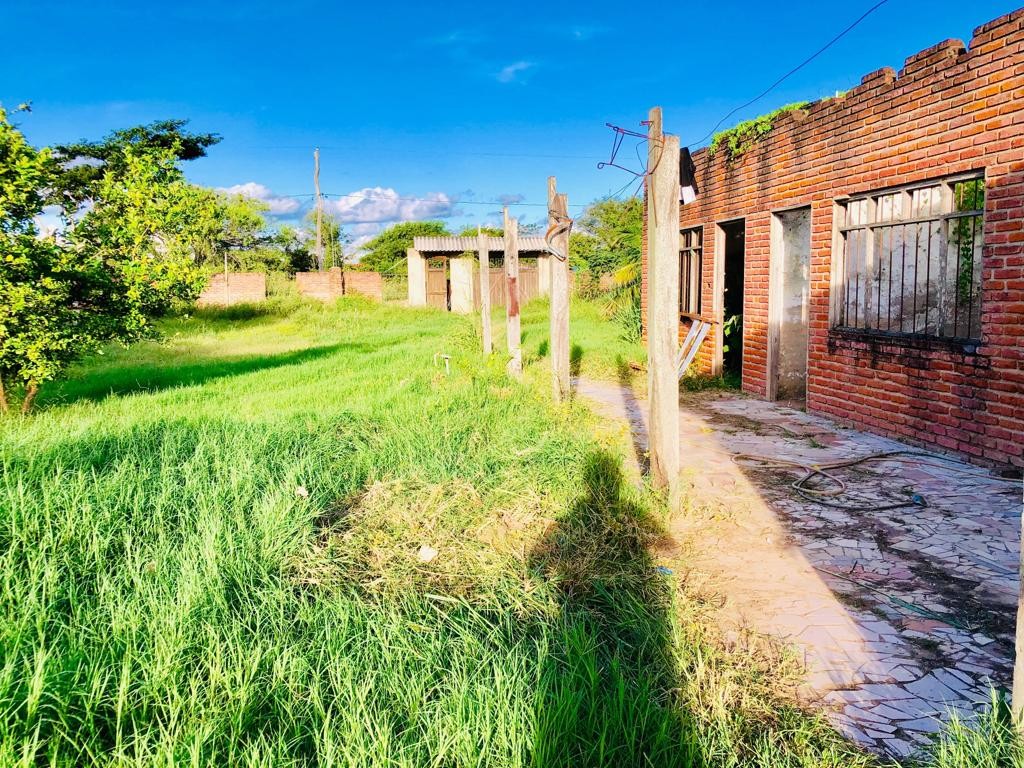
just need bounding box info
[708,102,809,165]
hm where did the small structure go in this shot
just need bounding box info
[642,9,1024,470]
[296,267,383,301]
[197,272,267,306]
[407,236,551,313]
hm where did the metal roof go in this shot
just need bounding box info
[413,236,550,254]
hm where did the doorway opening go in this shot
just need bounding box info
[720,220,745,382]
[771,207,811,402]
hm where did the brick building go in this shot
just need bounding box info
[642,10,1024,468]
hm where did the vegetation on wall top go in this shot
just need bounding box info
[708,102,810,165]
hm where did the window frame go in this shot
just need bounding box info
[679,225,704,319]
[831,172,984,345]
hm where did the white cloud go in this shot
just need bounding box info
[496,193,524,206]
[327,187,456,224]
[496,61,534,84]
[217,182,301,215]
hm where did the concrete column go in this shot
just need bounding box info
[537,254,551,296]
[449,256,475,314]
[407,248,426,306]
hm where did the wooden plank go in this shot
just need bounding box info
[503,207,522,377]
[478,228,492,354]
[646,106,681,504]
[548,177,570,401]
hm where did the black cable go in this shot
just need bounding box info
[687,0,891,147]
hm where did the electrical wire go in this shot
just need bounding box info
[687,0,891,147]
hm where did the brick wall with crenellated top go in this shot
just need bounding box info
[642,9,1024,467]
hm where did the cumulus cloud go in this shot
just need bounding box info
[217,182,301,215]
[326,187,456,224]
[496,61,534,83]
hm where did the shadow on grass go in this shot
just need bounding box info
[570,344,583,377]
[39,343,365,408]
[529,451,698,767]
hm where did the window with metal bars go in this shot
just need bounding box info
[834,175,984,342]
[680,227,703,316]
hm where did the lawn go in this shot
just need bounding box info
[0,297,1013,766]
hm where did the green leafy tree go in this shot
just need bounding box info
[457,225,503,237]
[358,220,450,273]
[0,111,213,412]
[304,209,350,270]
[572,197,642,275]
[53,119,220,208]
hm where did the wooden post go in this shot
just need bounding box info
[407,247,427,306]
[548,177,571,402]
[503,207,522,378]
[646,106,681,504]
[478,227,493,354]
[314,147,324,271]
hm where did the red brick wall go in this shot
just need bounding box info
[344,271,383,301]
[197,272,266,305]
[295,267,345,301]
[296,267,383,301]
[642,10,1024,467]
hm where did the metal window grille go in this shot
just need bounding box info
[836,175,984,341]
[680,227,703,316]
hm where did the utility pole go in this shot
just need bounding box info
[503,207,522,378]
[646,106,681,507]
[547,176,570,402]
[314,147,324,271]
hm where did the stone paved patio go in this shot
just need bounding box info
[576,378,1021,761]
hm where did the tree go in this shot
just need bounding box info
[457,225,502,237]
[0,111,213,412]
[571,197,642,275]
[358,220,450,273]
[304,209,349,270]
[52,119,220,209]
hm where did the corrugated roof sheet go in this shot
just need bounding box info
[413,236,550,254]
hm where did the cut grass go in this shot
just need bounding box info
[0,297,1015,766]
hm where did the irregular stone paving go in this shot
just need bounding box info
[576,378,1022,761]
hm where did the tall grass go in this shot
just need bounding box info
[0,297,1014,766]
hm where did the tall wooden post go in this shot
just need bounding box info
[646,106,681,504]
[478,226,493,354]
[503,207,522,378]
[314,147,324,271]
[548,177,571,402]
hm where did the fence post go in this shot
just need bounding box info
[478,227,493,354]
[548,177,571,402]
[407,247,427,306]
[646,106,681,505]
[503,207,522,378]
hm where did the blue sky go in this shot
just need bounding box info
[2,0,1018,246]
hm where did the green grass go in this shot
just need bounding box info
[0,297,1015,766]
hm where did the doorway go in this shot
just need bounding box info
[770,207,811,401]
[719,220,745,382]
